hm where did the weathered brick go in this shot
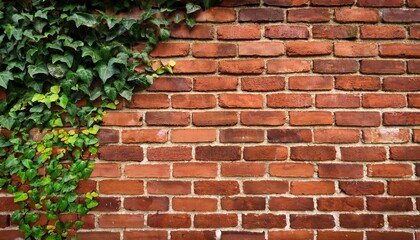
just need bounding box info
[265,25,309,39]
[288,9,330,22]
[313,25,358,39]
[289,76,334,91]
[217,25,261,40]
[239,8,285,22]
[244,146,288,161]
[192,43,236,58]
[239,42,284,57]
[335,8,379,22]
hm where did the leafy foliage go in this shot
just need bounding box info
[0,0,219,239]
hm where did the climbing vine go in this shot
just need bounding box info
[0,0,219,239]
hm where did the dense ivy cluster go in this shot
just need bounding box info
[0,0,219,239]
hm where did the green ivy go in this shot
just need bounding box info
[0,0,219,239]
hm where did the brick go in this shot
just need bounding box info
[388,215,420,228]
[384,112,420,126]
[78,232,120,240]
[99,180,143,195]
[150,42,189,57]
[335,111,381,127]
[313,60,358,73]
[145,112,189,126]
[192,43,236,58]
[360,60,406,74]
[97,128,119,144]
[124,197,169,211]
[367,197,413,211]
[148,77,192,92]
[410,25,420,39]
[171,129,216,143]
[91,163,121,178]
[220,0,260,7]
[289,111,334,126]
[411,94,420,107]
[221,197,265,210]
[265,0,308,6]
[99,214,144,228]
[102,112,142,126]
[173,60,217,74]
[122,129,168,143]
[317,197,364,211]
[268,231,314,240]
[334,42,377,57]
[335,76,381,91]
[314,129,360,143]
[173,198,217,212]
[172,94,216,109]
[339,181,384,195]
[290,215,335,229]
[242,214,286,229]
[221,163,265,177]
[358,0,404,6]
[340,214,384,228]
[289,76,334,91]
[317,231,363,240]
[222,232,265,240]
[408,0,420,7]
[170,24,214,39]
[380,43,420,58]
[125,164,170,178]
[193,111,237,126]
[239,42,284,57]
[390,146,420,160]
[239,8,285,22]
[244,146,288,161]
[217,25,261,40]
[147,181,191,195]
[335,8,379,22]
[312,0,355,5]
[363,128,410,143]
[194,214,238,228]
[99,146,143,161]
[360,25,406,39]
[126,94,169,109]
[316,94,360,108]
[171,231,215,240]
[416,130,420,142]
[147,147,192,161]
[243,181,288,194]
[220,129,264,143]
[269,197,314,211]
[286,41,332,56]
[219,60,265,75]
[291,146,336,161]
[241,111,286,126]
[383,77,420,91]
[0,215,8,228]
[366,232,414,240]
[313,25,358,39]
[368,164,413,178]
[408,61,420,74]
[267,94,313,108]
[148,214,191,228]
[270,163,315,177]
[341,147,386,162]
[288,9,330,22]
[219,94,263,108]
[173,163,217,178]
[268,129,312,143]
[194,7,236,22]
[267,59,311,73]
[265,25,309,39]
[319,164,363,179]
[194,181,240,195]
[242,77,285,92]
[362,94,406,108]
[383,9,420,23]
[194,76,238,91]
[291,181,335,195]
[195,146,241,161]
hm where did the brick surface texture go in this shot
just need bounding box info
[2,0,420,239]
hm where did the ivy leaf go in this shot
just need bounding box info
[58,94,68,109]
[104,84,117,100]
[159,28,170,41]
[14,191,28,203]
[96,63,118,83]
[0,71,13,89]
[186,3,201,14]
[67,12,97,28]
[25,213,39,223]
[28,64,48,78]
[81,46,102,63]
[52,52,74,68]
[50,86,61,94]
[86,199,98,209]
[76,67,93,84]
[47,64,67,79]
[26,169,38,181]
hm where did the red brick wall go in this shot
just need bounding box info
[2,0,420,239]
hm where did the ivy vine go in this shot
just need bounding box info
[0,0,219,239]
